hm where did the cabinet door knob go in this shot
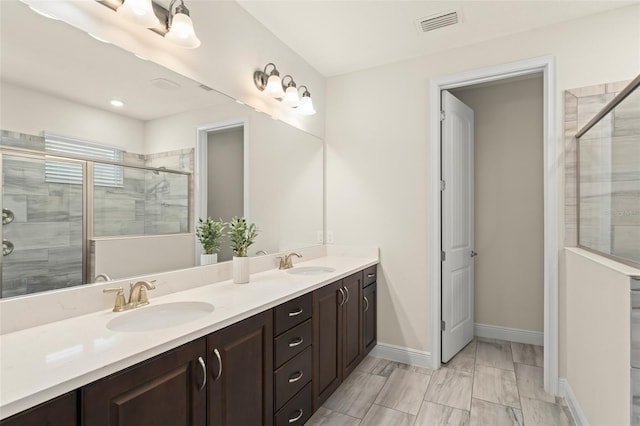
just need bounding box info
[367,273,375,278]
[288,409,304,423]
[288,337,304,348]
[197,356,207,391]
[338,287,346,306]
[343,286,350,304]
[288,308,303,317]
[288,371,304,383]
[363,296,369,312]
[213,348,222,381]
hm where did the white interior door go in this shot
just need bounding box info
[441,90,475,363]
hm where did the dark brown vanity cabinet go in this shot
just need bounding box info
[313,271,364,408]
[82,338,208,426]
[362,265,377,355]
[272,293,313,426]
[207,310,273,426]
[0,391,78,426]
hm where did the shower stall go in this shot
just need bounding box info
[0,130,191,298]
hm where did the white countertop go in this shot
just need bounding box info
[0,254,377,419]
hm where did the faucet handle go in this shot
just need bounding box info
[103,287,126,312]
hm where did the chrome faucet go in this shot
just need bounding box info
[103,280,157,312]
[277,252,302,270]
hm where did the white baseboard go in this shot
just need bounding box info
[559,378,589,426]
[369,342,432,369]
[474,323,544,346]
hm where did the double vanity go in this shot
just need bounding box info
[0,247,378,425]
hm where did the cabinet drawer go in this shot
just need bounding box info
[274,346,312,411]
[274,293,312,336]
[274,319,312,368]
[274,382,312,426]
[363,265,377,287]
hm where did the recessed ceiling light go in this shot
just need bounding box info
[29,6,59,20]
[110,100,125,108]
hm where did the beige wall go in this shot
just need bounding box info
[564,248,631,425]
[207,127,244,262]
[452,76,544,332]
[325,5,640,354]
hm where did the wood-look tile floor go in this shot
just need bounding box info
[307,338,574,426]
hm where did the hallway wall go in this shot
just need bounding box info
[452,76,544,333]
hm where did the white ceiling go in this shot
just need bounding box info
[236,0,638,77]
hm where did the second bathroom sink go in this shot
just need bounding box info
[107,301,215,332]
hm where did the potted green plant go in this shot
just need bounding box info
[228,216,258,283]
[195,217,225,265]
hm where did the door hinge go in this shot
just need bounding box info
[440,180,446,191]
[441,320,446,331]
[440,110,445,121]
[441,251,446,262]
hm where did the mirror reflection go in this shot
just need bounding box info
[0,0,323,298]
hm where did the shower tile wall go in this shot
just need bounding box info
[1,130,194,296]
[1,153,83,298]
[564,80,640,261]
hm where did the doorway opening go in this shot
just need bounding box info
[429,56,559,395]
[195,119,249,263]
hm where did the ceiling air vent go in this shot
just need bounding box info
[198,83,214,92]
[415,9,460,34]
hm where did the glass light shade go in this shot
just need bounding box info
[264,74,285,98]
[117,0,160,28]
[165,13,201,48]
[282,86,301,107]
[297,95,316,115]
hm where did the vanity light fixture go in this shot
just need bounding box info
[117,0,160,28]
[281,75,301,108]
[254,63,316,115]
[297,86,316,115]
[165,0,201,49]
[254,63,286,99]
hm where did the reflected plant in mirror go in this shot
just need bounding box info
[196,217,225,265]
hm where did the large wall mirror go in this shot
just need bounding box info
[0,0,324,298]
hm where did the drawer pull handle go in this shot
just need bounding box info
[289,409,304,423]
[197,356,207,391]
[213,348,222,381]
[289,337,304,348]
[363,296,369,312]
[367,273,375,278]
[343,286,350,304]
[288,308,304,317]
[288,370,304,383]
[338,288,346,306]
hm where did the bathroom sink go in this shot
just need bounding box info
[287,266,336,275]
[107,301,214,332]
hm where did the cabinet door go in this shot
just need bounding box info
[313,280,343,408]
[207,310,273,426]
[82,339,207,426]
[363,282,377,355]
[342,272,363,378]
[1,391,77,426]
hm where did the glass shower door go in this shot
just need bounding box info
[0,153,84,298]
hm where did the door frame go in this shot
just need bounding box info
[428,55,559,395]
[195,118,249,261]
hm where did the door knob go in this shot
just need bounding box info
[470,251,478,257]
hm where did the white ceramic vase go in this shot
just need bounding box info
[233,256,250,284]
[201,253,218,266]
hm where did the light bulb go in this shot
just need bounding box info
[165,12,201,49]
[117,0,160,28]
[264,74,285,98]
[282,86,300,107]
[297,95,316,115]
